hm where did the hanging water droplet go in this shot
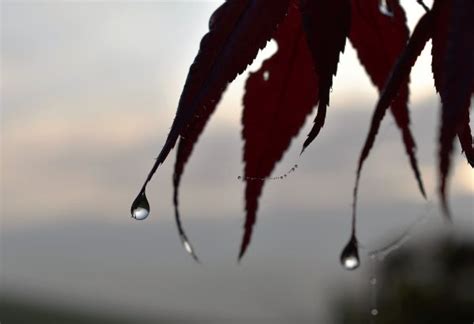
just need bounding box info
[340,235,360,270]
[180,235,200,262]
[131,191,150,220]
[183,240,193,254]
[379,0,394,17]
[341,253,360,270]
[370,308,379,316]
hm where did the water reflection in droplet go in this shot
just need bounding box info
[340,235,360,270]
[131,191,150,220]
[342,255,360,270]
[180,235,200,263]
[183,240,193,254]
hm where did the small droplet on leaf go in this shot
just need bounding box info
[340,235,360,270]
[371,308,379,316]
[263,71,270,81]
[131,191,150,220]
[379,0,394,17]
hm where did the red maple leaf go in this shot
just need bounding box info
[132,0,473,261]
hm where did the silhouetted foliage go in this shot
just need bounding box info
[132,0,473,260]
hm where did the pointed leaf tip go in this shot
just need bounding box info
[457,116,474,167]
[350,0,426,200]
[173,182,200,262]
[352,9,433,222]
[240,2,318,259]
[300,0,351,150]
[432,0,474,218]
[171,0,292,260]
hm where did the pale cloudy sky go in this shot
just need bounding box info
[1,1,473,322]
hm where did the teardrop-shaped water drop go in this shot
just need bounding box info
[131,191,150,220]
[340,235,360,270]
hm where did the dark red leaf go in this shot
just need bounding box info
[172,97,220,261]
[457,111,474,167]
[138,0,291,193]
[432,0,473,183]
[349,0,426,198]
[137,0,291,259]
[299,0,351,151]
[352,11,433,225]
[431,0,474,217]
[239,2,318,260]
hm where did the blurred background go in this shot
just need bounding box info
[1,0,473,323]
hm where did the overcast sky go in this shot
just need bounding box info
[1,1,472,322]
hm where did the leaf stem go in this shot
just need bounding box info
[416,0,430,12]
